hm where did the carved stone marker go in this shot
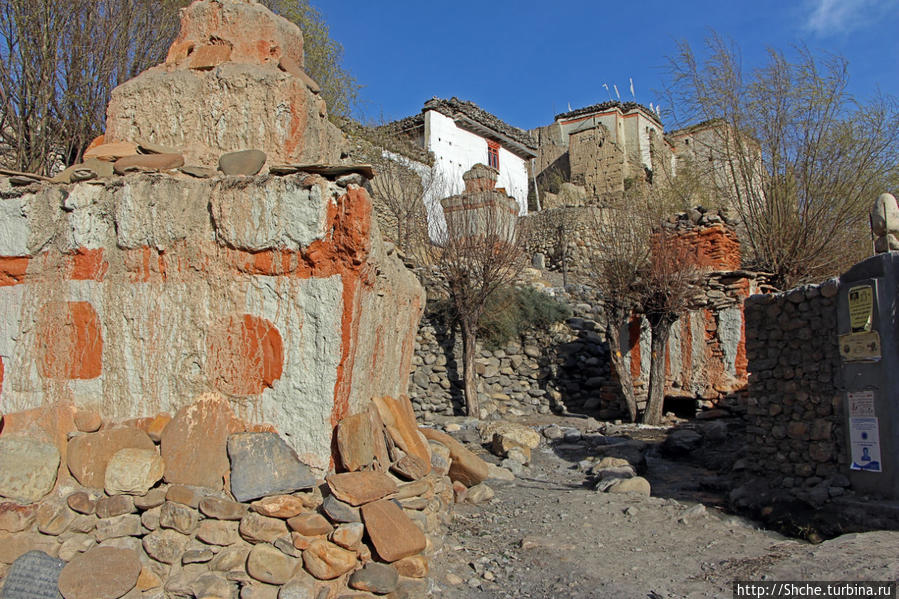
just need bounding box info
[870,192,899,253]
[0,550,64,599]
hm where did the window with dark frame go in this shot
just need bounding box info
[487,140,499,170]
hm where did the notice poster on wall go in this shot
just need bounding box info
[849,417,882,472]
[839,331,882,362]
[847,390,876,417]
[848,284,874,332]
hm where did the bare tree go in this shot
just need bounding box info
[665,34,899,288]
[591,196,701,424]
[367,158,436,255]
[0,0,360,176]
[0,0,187,175]
[429,187,527,417]
[638,230,702,425]
[591,204,650,423]
[356,143,445,257]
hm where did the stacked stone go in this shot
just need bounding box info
[0,394,486,598]
[408,286,623,421]
[408,318,559,420]
[540,286,623,418]
[2,143,375,188]
[519,206,605,277]
[663,206,737,231]
[742,279,845,497]
[521,205,740,279]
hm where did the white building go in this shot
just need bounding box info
[385,98,537,237]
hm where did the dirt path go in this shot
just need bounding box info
[426,416,899,599]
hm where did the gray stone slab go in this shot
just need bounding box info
[0,550,64,599]
[227,433,316,502]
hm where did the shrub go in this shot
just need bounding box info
[427,286,571,349]
[478,286,572,349]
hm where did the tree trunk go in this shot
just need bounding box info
[459,317,479,417]
[642,317,672,425]
[606,319,638,423]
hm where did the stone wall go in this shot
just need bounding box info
[408,270,762,421]
[408,305,624,421]
[742,279,845,499]
[520,206,604,277]
[626,269,760,409]
[522,206,740,279]
[407,277,761,422]
[413,213,766,421]
[0,394,492,597]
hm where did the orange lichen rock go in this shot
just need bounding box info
[104,0,342,167]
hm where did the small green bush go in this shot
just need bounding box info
[479,286,572,349]
[426,287,571,350]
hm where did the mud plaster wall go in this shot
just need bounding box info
[625,297,750,407]
[0,174,424,470]
[569,125,627,196]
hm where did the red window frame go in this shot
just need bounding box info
[487,140,500,170]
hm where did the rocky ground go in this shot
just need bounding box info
[426,415,899,599]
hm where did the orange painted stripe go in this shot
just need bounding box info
[0,257,29,286]
[629,316,642,383]
[70,248,108,281]
[560,109,657,128]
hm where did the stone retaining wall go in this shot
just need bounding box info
[409,271,764,421]
[742,279,846,500]
[0,395,490,598]
[408,311,618,421]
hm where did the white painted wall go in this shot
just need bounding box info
[422,110,529,239]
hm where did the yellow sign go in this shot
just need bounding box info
[839,331,881,362]
[848,285,873,332]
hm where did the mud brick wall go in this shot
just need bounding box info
[743,280,846,491]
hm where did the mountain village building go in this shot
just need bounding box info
[531,101,677,201]
[385,97,537,237]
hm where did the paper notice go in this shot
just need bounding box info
[849,417,882,472]
[847,390,876,418]
[848,285,873,332]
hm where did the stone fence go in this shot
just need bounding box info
[741,279,846,503]
[520,205,741,279]
[408,270,768,421]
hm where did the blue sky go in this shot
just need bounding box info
[316,0,899,131]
